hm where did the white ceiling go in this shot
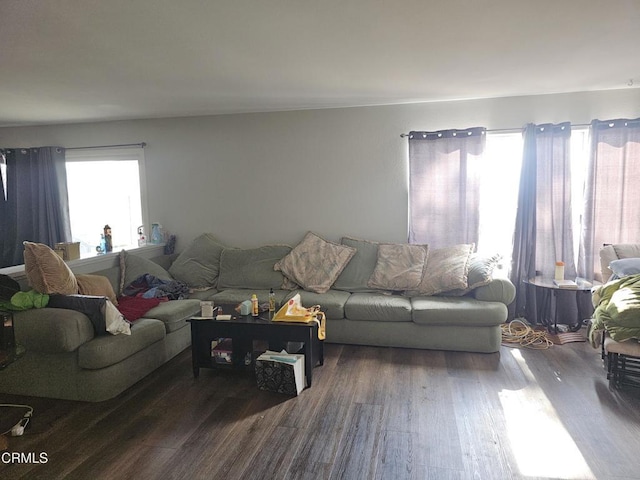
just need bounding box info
[1,0,639,127]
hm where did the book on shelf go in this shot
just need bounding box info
[553,279,578,289]
[211,338,233,364]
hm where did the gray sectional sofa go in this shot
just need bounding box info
[1,254,201,402]
[0,233,515,402]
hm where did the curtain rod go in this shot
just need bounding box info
[65,142,146,150]
[400,124,592,138]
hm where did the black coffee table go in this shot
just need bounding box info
[187,305,324,387]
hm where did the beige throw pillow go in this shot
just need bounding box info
[368,244,428,291]
[76,274,119,305]
[411,243,475,296]
[23,241,79,295]
[275,232,356,294]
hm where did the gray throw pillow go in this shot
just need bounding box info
[120,250,173,294]
[333,237,381,292]
[168,233,226,289]
[440,253,501,296]
[218,245,292,290]
[609,258,640,278]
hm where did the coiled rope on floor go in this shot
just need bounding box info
[501,319,554,349]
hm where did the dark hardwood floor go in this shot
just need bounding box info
[2,332,640,480]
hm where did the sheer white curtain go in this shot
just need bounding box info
[579,118,640,281]
[408,127,486,248]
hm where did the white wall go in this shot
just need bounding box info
[1,89,639,250]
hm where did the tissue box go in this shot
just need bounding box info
[239,300,252,316]
[255,351,305,396]
[54,242,80,261]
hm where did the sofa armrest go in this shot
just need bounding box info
[13,308,95,353]
[471,278,516,305]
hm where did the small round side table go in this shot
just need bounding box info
[523,276,599,333]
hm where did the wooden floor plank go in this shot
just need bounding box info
[329,402,383,480]
[2,333,640,480]
[374,430,429,480]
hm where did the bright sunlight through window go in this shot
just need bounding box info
[478,127,590,276]
[65,148,146,256]
[501,349,595,479]
[478,132,523,273]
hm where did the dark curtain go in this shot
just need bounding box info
[509,123,577,323]
[1,147,71,268]
[509,125,538,320]
[408,127,486,248]
[579,118,640,281]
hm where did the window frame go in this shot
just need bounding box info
[64,146,149,252]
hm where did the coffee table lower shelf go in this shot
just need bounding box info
[187,314,324,388]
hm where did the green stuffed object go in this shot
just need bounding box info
[0,290,50,311]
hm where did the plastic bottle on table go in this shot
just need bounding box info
[251,294,259,317]
[269,288,276,313]
[554,261,565,281]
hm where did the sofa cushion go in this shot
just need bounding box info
[76,274,119,305]
[47,294,132,336]
[211,289,290,309]
[150,254,177,271]
[78,318,165,370]
[367,244,428,291]
[187,289,218,301]
[613,244,640,260]
[408,244,474,296]
[120,250,173,294]
[344,293,413,322]
[283,289,351,319]
[14,308,95,353]
[411,296,507,326]
[471,278,516,305]
[218,245,291,290]
[91,266,121,296]
[143,299,201,333]
[168,233,227,289]
[333,237,380,293]
[275,232,356,294]
[23,241,78,295]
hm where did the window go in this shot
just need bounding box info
[478,131,523,269]
[1,152,6,200]
[476,127,590,275]
[65,147,148,256]
[569,127,590,258]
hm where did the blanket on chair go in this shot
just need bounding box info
[589,273,640,346]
